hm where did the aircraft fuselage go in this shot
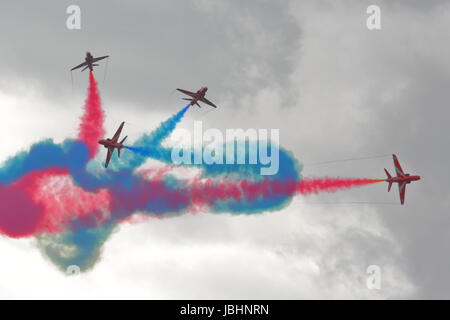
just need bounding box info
[98,139,123,149]
[190,87,208,105]
[386,174,421,184]
[85,52,94,71]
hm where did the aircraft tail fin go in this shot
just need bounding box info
[182,98,197,106]
[118,136,127,158]
[384,168,392,179]
[385,168,393,192]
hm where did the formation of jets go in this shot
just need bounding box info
[70,52,220,169]
[71,52,421,204]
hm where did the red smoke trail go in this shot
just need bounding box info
[296,178,384,195]
[0,168,68,237]
[0,168,383,238]
[78,71,105,159]
[0,168,111,238]
[30,171,111,233]
[187,177,384,208]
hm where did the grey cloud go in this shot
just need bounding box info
[0,0,299,109]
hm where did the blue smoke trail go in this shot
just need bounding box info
[0,104,303,272]
[116,104,190,170]
[0,139,89,185]
[37,221,115,272]
[123,114,303,215]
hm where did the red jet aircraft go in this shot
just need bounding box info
[71,51,109,72]
[176,87,218,108]
[98,122,127,168]
[384,154,420,205]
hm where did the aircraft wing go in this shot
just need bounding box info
[200,97,218,108]
[398,182,406,205]
[112,122,125,142]
[92,55,109,62]
[393,154,405,177]
[71,61,87,71]
[105,148,113,168]
[176,89,196,97]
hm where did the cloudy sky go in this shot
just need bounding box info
[0,0,448,299]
